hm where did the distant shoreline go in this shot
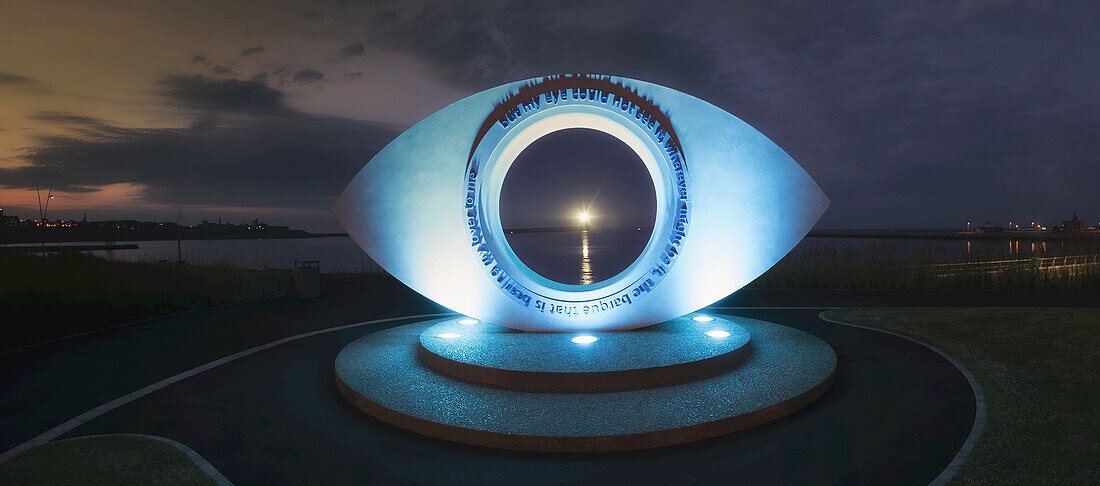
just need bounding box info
[808,230,1100,240]
[503,226,648,234]
[1,233,350,246]
[500,227,1100,240]
[7,228,1099,245]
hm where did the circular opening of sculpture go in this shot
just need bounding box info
[499,128,657,285]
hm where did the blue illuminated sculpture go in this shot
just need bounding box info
[332,75,836,452]
[334,74,828,331]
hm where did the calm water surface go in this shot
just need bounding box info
[505,228,650,284]
[7,235,1097,282]
[7,237,380,273]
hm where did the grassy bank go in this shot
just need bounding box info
[753,258,1100,290]
[822,307,1099,485]
[0,435,217,485]
[752,240,1100,290]
[0,252,293,351]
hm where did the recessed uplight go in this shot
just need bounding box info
[457,318,478,325]
[692,315,714,322]
[436,333,462,339]
[571,335,598,344]
[706,330,730,338]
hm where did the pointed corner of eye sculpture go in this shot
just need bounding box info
[333,74,827,332]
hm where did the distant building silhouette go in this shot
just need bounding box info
[0,208,19,227]
[1,214,313,244]
[1061,213,1085,233]
[976,221,1004,233]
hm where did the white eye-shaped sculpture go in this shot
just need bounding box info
[334,75,827,331]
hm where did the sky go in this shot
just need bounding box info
[501,128,656,229]
[0,0,1097,232]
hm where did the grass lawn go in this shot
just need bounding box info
[0,435,217,485]
[823,307,1099,485]
[1,252,294,351]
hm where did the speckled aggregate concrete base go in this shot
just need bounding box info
[417,315,752,392]
[335,316,836,452]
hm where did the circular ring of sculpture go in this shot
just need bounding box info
[333,74,830,331]
[464,78,691,316]
[417,315,750,392]
[332,75,836,452]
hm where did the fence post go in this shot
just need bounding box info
[294,260,320,298]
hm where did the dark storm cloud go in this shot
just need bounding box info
[0,72,37,85]
[4,0,1096,229]
[348,0,1099,227]
[0,72,53,94]
[356,1,720,94]
[240,45,265,56]
[159,74,287,113]
[335,43,366,61]
[30,111,115,130]
[681,1,1100,227]
[209,65,239,76]
[293,69,325,82]
[1,75,399,209]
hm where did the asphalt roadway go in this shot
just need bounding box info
[2,288,1093,484]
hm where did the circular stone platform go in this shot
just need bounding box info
[335,315,837,452]
[418,315,751,392]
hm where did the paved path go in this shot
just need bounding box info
[0,283,441,454]
[2,289,1060,483]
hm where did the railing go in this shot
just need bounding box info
[911,254,1100,275]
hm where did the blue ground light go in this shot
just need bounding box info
[336,315,836,452]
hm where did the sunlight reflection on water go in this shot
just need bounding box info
[579,229,594,285]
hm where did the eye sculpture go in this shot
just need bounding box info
[334,74,827,332]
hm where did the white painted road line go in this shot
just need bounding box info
[0,313,455,464]
[709,306,842,310]
[0,305,837,463]
[3,305,981,486]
